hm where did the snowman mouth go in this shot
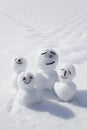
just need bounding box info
[16,61,22,64]
[61,76,68,79]
[46,61,55,65]
[24,80,31,84]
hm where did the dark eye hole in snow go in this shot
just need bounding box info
[50,51,56,55]
[16,58,22,64]
[18,59,21,62]
[30,76,33,79]
[23,77,26,81]
[41,52,47,55]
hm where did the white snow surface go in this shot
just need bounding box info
[0,0,87,130]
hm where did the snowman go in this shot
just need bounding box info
[35,49,59,90]
[54,64,77,102]
[16,72,41,107]
[10,57,27,91]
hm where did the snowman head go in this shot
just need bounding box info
[36,49,58,72]
[12,57,27,74]
[18,72,35,90]
[59,64,76,83]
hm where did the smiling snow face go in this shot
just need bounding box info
[18,72,35,90]
[36,49,58,71]
[59,64,76,83]
[12,57,27,74]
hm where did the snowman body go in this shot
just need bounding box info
[17,87,41,106]
[36,70,58,90]
[54,64,77,102]
[54,82,76,101]
[35,49,59,90]
[10,57,27,91]
[16,72,41,107]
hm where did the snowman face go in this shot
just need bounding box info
[36,49,58,71]
[18,72,35,89]
[59,64,76,83]
[12,57,27,74]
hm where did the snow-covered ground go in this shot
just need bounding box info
[0,0,87,129]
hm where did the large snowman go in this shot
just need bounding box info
[16,72,41,107]
[54,64,77,102]
[10,57,27,91]
[35,49,59,90]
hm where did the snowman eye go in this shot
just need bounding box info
[23,77,26,81]
[30,76,33,79]
[68,71,71,74]
[50,51,56,55]
[18,59,21,62]
[41,52,47,55]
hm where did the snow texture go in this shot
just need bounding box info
[0,0,87,130]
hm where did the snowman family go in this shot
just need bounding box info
[10,49,77,107]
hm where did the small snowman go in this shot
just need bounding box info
[10,57,27,91]
[35,49,59,90]
[54,64,77,102]
[16,72,41,107]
